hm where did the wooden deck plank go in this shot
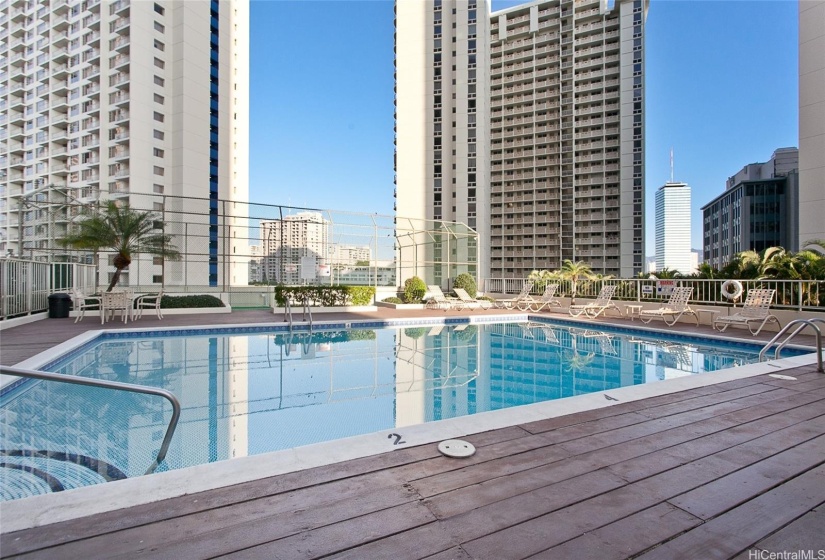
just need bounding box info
[417,393,825,516]
[211,501,436,560]
[749,506,825,553]
[635,465,825,560]
[669,435,825,519]
[458,412,825,559]
[527,503,702,560]
[326,520,458,560]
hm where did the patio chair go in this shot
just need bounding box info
[492,280,535,309]
[453,287,493,310]
[100,290,133,324]
[134,290,164,320]
[713,288,780,336]
[70,288,101,323]
[516,283,561,312]
[425,285,464,311]
[568,285,620,319]
[639,287,698,326]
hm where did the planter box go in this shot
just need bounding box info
[271,305,378,315]
[375,302,427,310]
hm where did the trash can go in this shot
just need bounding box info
[48,293,72,319]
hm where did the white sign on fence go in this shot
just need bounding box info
[656,280,676,296]
[300,257,317,281]
[642,285,654,295]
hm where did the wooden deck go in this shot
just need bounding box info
[2,363,824,559]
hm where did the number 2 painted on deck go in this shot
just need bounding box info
[388,433,406,445]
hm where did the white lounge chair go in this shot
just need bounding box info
[713,288,780,336]
[517,283,561,312]
[493,280,535,309]
[425,285,464,311]
[569,285,620,319]
[453,287,493,310]
[639,287,698,326]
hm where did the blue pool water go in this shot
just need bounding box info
[0,320,807,500]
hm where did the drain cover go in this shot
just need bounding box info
[768,374,798,381]
[438,439,476,458]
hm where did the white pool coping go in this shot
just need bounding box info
[0,316,821,533]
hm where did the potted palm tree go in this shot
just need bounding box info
[60,201,181,292]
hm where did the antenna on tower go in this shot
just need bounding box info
[670,147,674,183]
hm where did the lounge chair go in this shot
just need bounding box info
[713,288,780,336]
[639,287,698,326]
[70,288,101,323]
[517,283,561,311]
[568,285,620,319]
[493,280,535,309]
[453,287,493,310]
[425,285,464,311]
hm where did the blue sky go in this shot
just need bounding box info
[249,0,799,254]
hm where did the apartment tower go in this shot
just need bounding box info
[260,212,329,284]
[394,0,491,288]
[798,0,825,246]
[395,0,647,284]
[654,181,691,275]
[489,0,646,279]
[0,0,249,287]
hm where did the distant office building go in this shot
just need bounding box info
[0,0,250,287]
[654,182,691,275]
[646,248,700,275]
[395,0,649,283]
[329,244,371,267]
[261,212,329,284]
[702,148,799,270]
[248,244,263,284]
[798,0,825,246]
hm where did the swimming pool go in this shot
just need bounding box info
[0,318,808,501]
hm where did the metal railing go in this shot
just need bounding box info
[483,278,825,312]
[759,318,824,373]
[0,365,181,475]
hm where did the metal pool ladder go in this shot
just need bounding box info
[283,296,313,334]
[759,318,824,373]
[0,365,182,475]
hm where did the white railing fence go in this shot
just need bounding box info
[482,278,825,312]
[1,259,97,320]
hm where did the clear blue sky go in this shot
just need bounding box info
[249,0,799,254]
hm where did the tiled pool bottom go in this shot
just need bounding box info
[0,317,812,503]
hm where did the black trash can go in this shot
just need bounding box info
[48,293,72,319]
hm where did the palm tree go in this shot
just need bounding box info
[559,259,594,306]
[651,267,681,279]
[60,201,181,292]
[802,239,825,256]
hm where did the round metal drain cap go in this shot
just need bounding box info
[768,374,798,381]
[438,439,476,458]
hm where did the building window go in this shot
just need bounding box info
[154,93,164,104]
[153,129,165,140]
[154,75,165,86]
[153,148,164,157]
[154,39,165,51]
[153,166,165,176]
[154,57,165,69]
[153,183,164,194]
[154,3,164,15]
[153,111,164,122]
[154,21,165,33]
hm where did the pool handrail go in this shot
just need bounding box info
[758,318,824,373]
[0,365,182,475]
[302,295,313,333]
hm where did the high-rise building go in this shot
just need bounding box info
[394,0,490,287]
[702,148,799,270]
[0,0,249,287]
[395,0,647,284]
[654,181,691,275]
[798,0,825,246]
[261,212,329,284]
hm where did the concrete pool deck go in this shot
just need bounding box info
[1,307,824,558]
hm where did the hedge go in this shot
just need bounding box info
[273,285,376,307]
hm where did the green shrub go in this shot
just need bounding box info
[273,285,376,307]
[382,296,403,304]
[403,276,426,303]
[453,273,478,298]
[404,327,428,339]
[160,295,225,308]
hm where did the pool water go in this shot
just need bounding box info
[0,320,806,500]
